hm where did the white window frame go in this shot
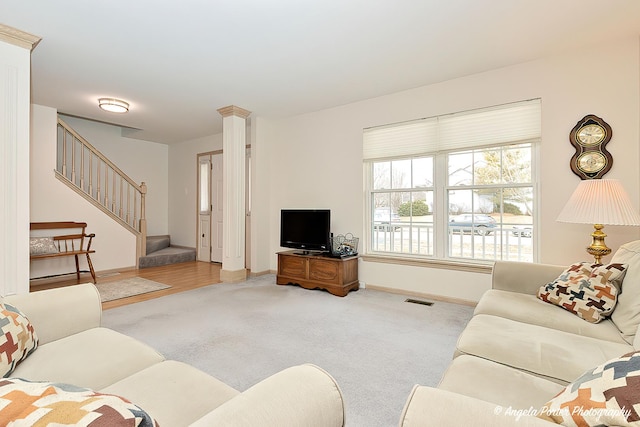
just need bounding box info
[363,100,541,264]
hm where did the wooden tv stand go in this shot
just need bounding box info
[276,250,359,297]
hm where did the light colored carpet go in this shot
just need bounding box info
[102,274,474,426]
[95,277,171,302]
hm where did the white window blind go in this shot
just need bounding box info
[362,118,437,160]
[363,99,541,160]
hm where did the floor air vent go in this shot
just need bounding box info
[405,298,434,306]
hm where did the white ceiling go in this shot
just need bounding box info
[3,0,640,144]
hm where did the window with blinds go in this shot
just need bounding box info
[363,99,540,263]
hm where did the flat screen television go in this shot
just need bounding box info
[280,209,331,254]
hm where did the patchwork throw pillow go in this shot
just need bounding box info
[0,303,38,377]
[537,262,628,323]
[29,237,59,255]
[0,378,158,426]
[538,350,640,426]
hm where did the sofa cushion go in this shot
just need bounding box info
[400,386,553,427]
[537,262,627,323]
[538,350,640,426]
[189,364,345,427]
[12,327,164,390]
[0,377,157,426]
[474,290,627,343]
[456,314,634,383]
[0,302,38,377]
[438,355,564,410]
[29,236,59,255]
[101,360,240,426]
[611,240,640,344]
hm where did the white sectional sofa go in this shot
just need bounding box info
[0,283,345,426]
[400,240,640,426]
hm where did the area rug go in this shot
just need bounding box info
[95,277,171,302]
[102,275,474,426]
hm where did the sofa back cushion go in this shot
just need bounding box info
[611,240,640,344]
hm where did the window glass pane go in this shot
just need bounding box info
[399,191,430,217]
[373,162,391,190]
[502,186,534,217]
[373,193,391,215]
[412,157,433,188]
[371,193,399,253]
[391,159,411,189]
[501,187,534,262]
[448,189,472,216]
[199,162,210,213]
[502,144,532,184]
[448,152,473,186]
[393,191,411,253]
[473,148,500,185]
[408,191,433,256]
[474,188,498,215]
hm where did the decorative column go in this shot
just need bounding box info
[0,25,40,296]
[217,105,251,282]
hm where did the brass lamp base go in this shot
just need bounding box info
[586,223,611,264]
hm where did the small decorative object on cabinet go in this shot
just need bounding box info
[276,251,359,297]
[569,114,613,180]
[330,233,359,258]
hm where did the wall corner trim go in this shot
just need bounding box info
[217,105,251,119]
[0,24,41,51]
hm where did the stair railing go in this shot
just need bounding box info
[56,117,147,260]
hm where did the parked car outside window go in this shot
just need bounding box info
[374,208,401,231]
[512,225,532,237]
[449,214,497,236]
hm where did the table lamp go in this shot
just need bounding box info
[556,179,640,263]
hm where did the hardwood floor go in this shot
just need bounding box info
[29,261,222,310]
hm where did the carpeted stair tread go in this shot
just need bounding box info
[146,235,171,254]
[139,246,196,269]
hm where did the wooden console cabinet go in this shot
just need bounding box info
[276,250,359,297]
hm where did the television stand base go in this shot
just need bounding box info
[293,250,323,256]
[276,250,359,297]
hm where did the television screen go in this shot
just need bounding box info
[280,209,331,253]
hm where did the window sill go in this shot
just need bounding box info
[360,254,493,274]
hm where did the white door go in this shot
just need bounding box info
[211,153,223,263]
[197,156,211,262]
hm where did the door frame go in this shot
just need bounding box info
[196,147,252,267]
[196,150,222,262]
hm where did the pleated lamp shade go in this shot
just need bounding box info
[557,179,640,263]
[557,179,640,226]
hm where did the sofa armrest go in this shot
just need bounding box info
[492,261,565,295]
[3,283,102,345]
[400,386,553,426]
[189,364,345,427]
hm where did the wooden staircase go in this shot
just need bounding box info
[139,236,196,268]
[56,117,148,264]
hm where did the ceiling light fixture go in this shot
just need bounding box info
[98,98,129,113]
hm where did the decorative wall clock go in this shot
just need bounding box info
[569,114,613,180]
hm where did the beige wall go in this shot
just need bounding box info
[261,35,640,302]
[60,116,169,236]
[249,117,275,275]
[167,134,223,248]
